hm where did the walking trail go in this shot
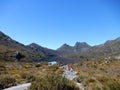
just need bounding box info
[61,65,84,90]
[4,83,31,90]
[4,65,84,90]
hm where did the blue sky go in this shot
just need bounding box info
[0,0,120,49]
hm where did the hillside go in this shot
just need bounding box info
[57,42,91,55]
[0,31,45,62]
[1,31,120,64]
[27,43,58,56]
[0,31,75,63]
[64,37,120,61]
[0,31,120,90]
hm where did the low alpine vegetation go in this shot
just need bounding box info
[29,74,79,90]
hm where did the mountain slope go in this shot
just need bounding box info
[27,43,75,63]
[0,31,73,63]
[65,37,120,60]
[74,42,91,52]
[57,42,91,55]
[0,31,44,61]
[27,43,59,56]
[57,44,74,55]
[1,31,120,63]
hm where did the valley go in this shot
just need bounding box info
[0,31,120,90]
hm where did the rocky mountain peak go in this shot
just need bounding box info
[0,31,17,45]
[62,43,71,47]
[29,43,41,48]
[57,42,91,55]
[74,42,91,48]
[115,37,120,41]
[0,31,11,40]
[57,43,72,51]
[0,31,5,34]
[28,43,44,52]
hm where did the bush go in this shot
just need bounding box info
[20,73,35,82]
[35,63,42,68]
[55,69,64,75]
[0,76,16,89]
[102,78,120,90]
[29,75,79,90]
[83,76,120,90]
[49,64,59,71]
[75,75,88,83]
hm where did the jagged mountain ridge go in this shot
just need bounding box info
[1,31,120,63]
[27,43,59,56]
[57,42,91,55]
[0,31,73,63]
[65,37,120,60]
[27,43,73,63]
[74,42,91,52]
[0,31,44,61]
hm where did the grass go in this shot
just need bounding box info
[29,74,79,90]
[0,75,16,89]
[0,61,63,84]
[74,58,120,90]
[0,57,120,90]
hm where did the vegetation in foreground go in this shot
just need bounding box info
[29,75,79,90]
[0,76,16,89]
[0,57,120,90]
[74,58,120,90]
[0,61,64,89]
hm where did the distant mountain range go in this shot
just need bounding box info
[0,31,71,63]
[57,42,91,55]
[27,43,59,56]
[0,31,43,62]
[0,31,120,63]
[64,37,120,61]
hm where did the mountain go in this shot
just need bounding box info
[74,42,91,52]
[65,37,120,60]
[0,31,44,62]
[27,43,75,63]
[57,42,91,55]
[1,31,120,63]
[0,31,73,63]
[57,44,74,55]
[27,43,58,56]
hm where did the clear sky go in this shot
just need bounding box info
[0,0,120,49]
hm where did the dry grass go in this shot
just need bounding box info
[74,58,120,90]
[0,58,120,90]
[0,61,63,84]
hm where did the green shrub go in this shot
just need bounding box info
[0,76,16,89]
[102,78,120,90]
[35,63,42,68]
[20,73,35,82]
[29,75,79,90]
[83,76,120,90]
[49,64,59,71]
[75,75,88,83]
